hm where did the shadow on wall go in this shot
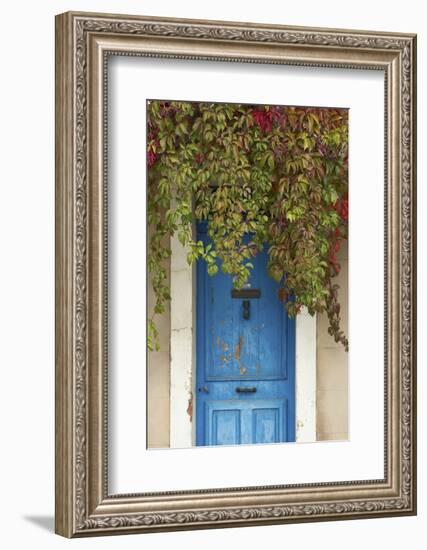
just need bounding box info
[22,515,54,533]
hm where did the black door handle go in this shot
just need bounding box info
[242,300,250,320]
[235,386,257,393]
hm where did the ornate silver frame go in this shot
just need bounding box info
[55,11,417,537]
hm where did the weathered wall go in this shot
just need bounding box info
[169,234,195,448]
[147,236,349,447]
[147,231,171,448]
[316,240,349,441]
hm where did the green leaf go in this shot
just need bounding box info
[207,264,219,276]
[146,101,349,352]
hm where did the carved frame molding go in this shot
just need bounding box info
[55,11,416,537]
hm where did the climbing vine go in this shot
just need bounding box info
[147,100,349,352]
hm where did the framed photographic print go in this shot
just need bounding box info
[55,11,417,537]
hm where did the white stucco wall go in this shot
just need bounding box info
[146,231,171,449]
[316,241,349,440]
[296,308,317,442]
[169,234,194,448]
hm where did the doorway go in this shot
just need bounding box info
[195,223,296,446]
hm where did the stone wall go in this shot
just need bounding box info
[316,240,349,441]
[147,237,349,447]
[146,231,171,448]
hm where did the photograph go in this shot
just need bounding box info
[53,9,416,538]
[0,0,422,546]
[146,99,349,448]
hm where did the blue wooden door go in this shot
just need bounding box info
[196,223,295,446]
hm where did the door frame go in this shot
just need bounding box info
[169,228,317,448]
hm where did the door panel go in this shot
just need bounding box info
[205,246,286,381]
[196,223,295,446]
[252,404,286,444]
[208,405,241,446]
[205,399,288,446]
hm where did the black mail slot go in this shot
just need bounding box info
[231,289,261,299]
